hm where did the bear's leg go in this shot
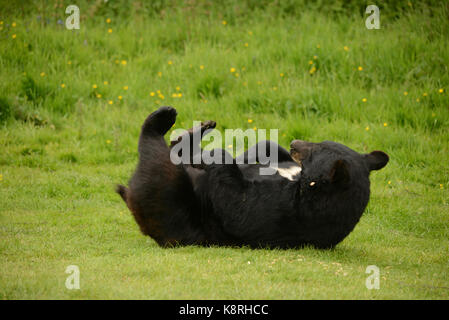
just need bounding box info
[169,120,216,167]
[123,106,206,247]
[235,140,293,164]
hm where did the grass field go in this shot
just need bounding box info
[0,0,448,299]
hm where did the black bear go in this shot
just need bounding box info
[117,106,389,249]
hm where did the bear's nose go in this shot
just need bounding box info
[290,140,306,149]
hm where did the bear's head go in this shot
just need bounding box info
[288,139,389,247]
[290,140,388,187]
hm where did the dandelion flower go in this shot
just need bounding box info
[40,72,45,77]
[12,34,16,39]
[440,184,444,189]
[416,98,420,102]
[176,86,181,91]
[118,95,123,100]
[177,93,182,98]
[308,60,313,65]
[106,140,111,144]
[230,67,236,73]
[439,88,444,93]
[362,98,367,102]
[106,18,111,23]
[108,28,112,33]
[123,86,128,90]
[244,42,249,47]
[309,66,317,74]
[150,92,155,97]
[157,72,162,77]
[222,20,227,25]
[253,127,257,131]
[12,22,16,27]
[104,81,108,85]
[121,60,127,66]
[248,119,253,123]
[365,126,370,131]
[403,91,408,96]
[108,100,113,105]
[96,93,102,98]
[423,92,428,97]
[280,73,284,77]
[388,181,391,185]
[344,46,349,51]
[92,84,98,89]
[61,84,66,88]
[200,65,204,70]
[168,60,173,65]
[172,93,177,98]
[383,122,388,127]
[358,66,363,71]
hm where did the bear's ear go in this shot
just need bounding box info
[364,151,389,171]
[329,159,350,185]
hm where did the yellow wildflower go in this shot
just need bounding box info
[230,67,236,73]
[123,86,128,90]
[61,84,66,88]
[106,18,111,23]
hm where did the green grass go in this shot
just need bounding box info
[0,1,448,299]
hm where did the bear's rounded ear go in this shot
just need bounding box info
[329,159,350,185]
[364,151,389,171]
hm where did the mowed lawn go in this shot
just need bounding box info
[0,1,448,299]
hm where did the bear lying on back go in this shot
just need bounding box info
[117,106,389,249]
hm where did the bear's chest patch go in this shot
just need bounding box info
[275,165,302,181]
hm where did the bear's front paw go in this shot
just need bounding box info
[142,106,177,136]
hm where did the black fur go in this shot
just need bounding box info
[117,106,389,249]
